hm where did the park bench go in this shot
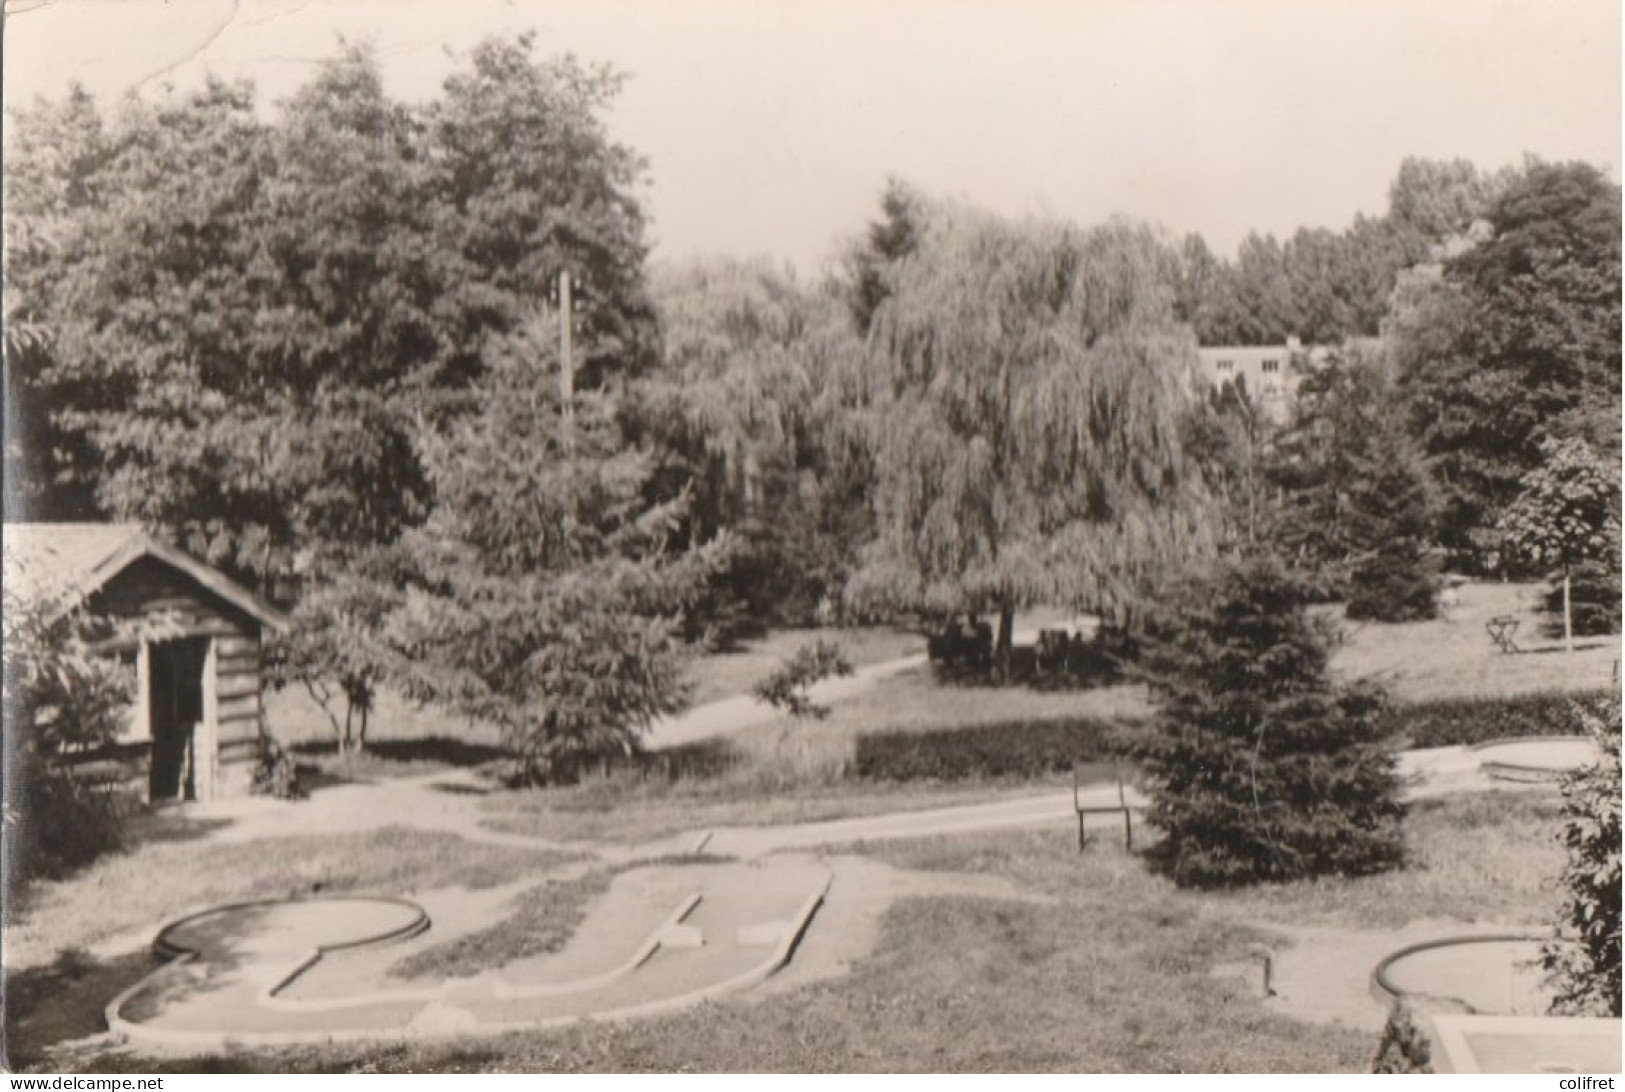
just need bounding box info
[926,618,993,671]
[1073,760,1134,852]
[1485,614,1521,654]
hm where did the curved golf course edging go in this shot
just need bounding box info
[104,875,830,1051]
[257,891,704,1013]
[151,895,431,961]
[1368,931,1548,1010]
[108,894,432,1050]
[1467,735,1600,784]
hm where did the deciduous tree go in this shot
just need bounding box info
[1394,161,1622,553]
[2,584,135,888]
[1543,697,1622,1017]
[1498,437,1621,652]
[6,39,669,766]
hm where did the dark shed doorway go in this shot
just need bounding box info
[148,638,209,802]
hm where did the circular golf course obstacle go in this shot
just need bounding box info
[1371,932,1551,1015]
[107,860,832,1050]
[153,895,431,962]
[1469,736,1602,784]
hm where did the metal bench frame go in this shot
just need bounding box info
[1074,761,1134,852]
[1486,614,1521,654]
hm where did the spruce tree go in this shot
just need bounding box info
[384,316,719,784]
[1344,416,1440,622]
[1134,552,1406,888]
[1264,346,1440,618]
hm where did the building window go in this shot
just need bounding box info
[1216,359,1234,372]
[1261,359,1280,373]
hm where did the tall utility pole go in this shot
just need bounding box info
[559,269,575,460]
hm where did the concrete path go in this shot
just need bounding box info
[161,742,1556,860]
[642,652,927,750]
[642,623,1070,751]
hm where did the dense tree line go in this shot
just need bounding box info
[1172,156,1513,347]
[5,38,696,776]
[6,32,1619,787]
[1389,160,1622,557]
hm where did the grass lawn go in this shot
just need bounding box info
[267,684,505,753]
[6,829,577,973]
[18,583,1597,1070]
[1328,581,1618,702]
[1207,790,1565,929]
[260,582,1611,792]
[47,876,1374,1073]
[678,605,1082,707]
[686,667,1149,788]
[266,683,508,783]
[389,869,614,981]
[477,664,1145,845]
[861,790,1564,932]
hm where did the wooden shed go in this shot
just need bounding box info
[4,523,287,803]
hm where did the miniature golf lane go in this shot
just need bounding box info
[110,858,831,1045]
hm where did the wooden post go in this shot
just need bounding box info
[559,269,574,459]
[1562,567,1573,653]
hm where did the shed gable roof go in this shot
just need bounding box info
[3,523,288,631]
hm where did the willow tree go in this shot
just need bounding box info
[639,258,869,630]
[847,191,1214,668]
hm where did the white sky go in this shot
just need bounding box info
[4,0,1621,273]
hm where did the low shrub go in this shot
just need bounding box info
[3,587,136,891]
[1370,996,1473,1073]
[750,639,853,720]
[852,715,1142,782]
[631,738,743,782]
[252,736,306,800]
[1378,690,1616,750]
[1543,696,1622,1017]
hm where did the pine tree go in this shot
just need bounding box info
[1133,552,1406,888]
[1261,346,1440,617]
[1344,416,1440,622]
[382,315,721,784]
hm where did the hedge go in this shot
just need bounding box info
[1370,997,1473,1073]
[1376,689,1617,750]
[852,715,1143,782]
[847,689,1615,783]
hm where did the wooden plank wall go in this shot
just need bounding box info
[94,557,264,761]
